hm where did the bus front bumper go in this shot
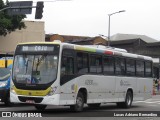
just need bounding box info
[0,88,9,102]
[10,92,60,105]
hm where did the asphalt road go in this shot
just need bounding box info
[1,95,160,120]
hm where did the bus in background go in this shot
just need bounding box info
[10,41,153,112]
[0,64,12,105]
[0,53,13,106]
[0,53,13,68]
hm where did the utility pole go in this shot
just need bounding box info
[108,10,125,46]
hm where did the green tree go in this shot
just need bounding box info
[0,0,26,36]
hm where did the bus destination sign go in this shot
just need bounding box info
[22,46,54,52]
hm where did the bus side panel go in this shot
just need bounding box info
[115,76,137,102]
[85,75,116,103]
[59,75,117,105]
[59,78,76,105]
[136,78,152,101]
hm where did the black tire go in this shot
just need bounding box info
[70,92,84,112]
[34,104,47,111]
[116,102,123,108]
[4,94,12,106]
[117,90,133,108]
[88,103,101,109]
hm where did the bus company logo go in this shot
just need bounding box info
[120,80,124,86]
[120,80,131,86]
[1,112,42,117]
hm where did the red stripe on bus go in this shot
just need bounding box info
[104,51,113,55]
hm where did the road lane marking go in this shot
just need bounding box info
[147,105,157,107]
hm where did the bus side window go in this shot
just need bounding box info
[126,59,136,76]
[136,60,144,77]
[89,55,102,73]
[96,56,102,73]
[61,56,74,76]
[145,61,152,77]
[77,52,89,74]
[115,58,126,76]
[90,55,97,73]
[103,56,114,75]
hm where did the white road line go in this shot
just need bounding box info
[134,100,160,104]
[133,101,144,103]
[147,105,157,107]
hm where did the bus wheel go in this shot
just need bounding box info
[117,90,133,108]
[70,92,84,112]
[88,103,101,109]
[4,94,12,106]
[124,90,133,108]
[34,105,47,111]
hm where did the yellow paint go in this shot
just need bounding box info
[74,84,78,93]
[13,86,51,96]
[18,42,60,45]
[75,46,96,52]
[7,59,13,67]
[0,58,13,68]
[0,60,5,68]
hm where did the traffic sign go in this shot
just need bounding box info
[7,1,33,15]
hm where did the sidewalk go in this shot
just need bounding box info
[152,94,160,99]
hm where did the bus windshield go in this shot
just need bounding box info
[0,68,10,81]
[13,54,58,85]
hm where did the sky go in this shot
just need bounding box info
[4,0,160,40]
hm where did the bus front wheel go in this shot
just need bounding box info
[70,92,84,112]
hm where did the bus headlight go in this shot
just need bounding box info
[47,86,57,96]
[10,82,16,94]
[10,85,16,94]
[0,81,8,87]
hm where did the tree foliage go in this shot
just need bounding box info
[0,0,26,36]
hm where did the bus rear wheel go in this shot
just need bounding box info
[117,90,133,108]
[34,104,47,111]
[70,92,84,112]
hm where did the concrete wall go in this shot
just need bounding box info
[0,21,45,53]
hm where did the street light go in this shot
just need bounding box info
[108,10,125,46]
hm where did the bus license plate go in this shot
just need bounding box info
[26,100,35,103]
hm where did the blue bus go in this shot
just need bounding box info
[0,65,12,105]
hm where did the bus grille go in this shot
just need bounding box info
[18,96,43,103]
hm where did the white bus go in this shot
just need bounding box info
[10,41,153,112]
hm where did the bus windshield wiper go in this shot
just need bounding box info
[24,54,29,74]
[36,55,46,72]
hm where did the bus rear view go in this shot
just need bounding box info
[10,43,60,110]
